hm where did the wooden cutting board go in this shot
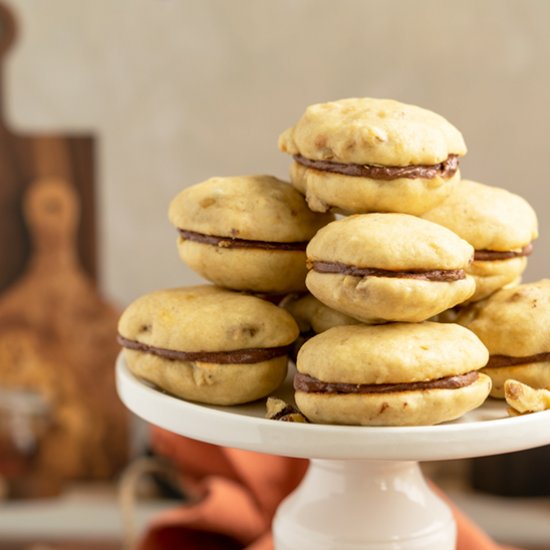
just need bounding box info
[0,3,127,494]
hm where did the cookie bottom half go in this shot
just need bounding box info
[295,373,492,426]
[290,162,460,215]
[466,257,526,303]
[178,240,308,293]
[124,349,288,405]
[306,271,475,323]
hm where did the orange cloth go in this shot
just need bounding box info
[139,428,518,550]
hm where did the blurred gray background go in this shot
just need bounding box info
[5,0,549,305]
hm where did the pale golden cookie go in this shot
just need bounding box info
[281,293,359,334]
[279,97,466,215]
[295,323,491,426]
[168,175,333,293]
[456,280,550,398]
[281,293,360,360]
[422,180,538,302]
[306,214,475,323]
[118,285,299,405]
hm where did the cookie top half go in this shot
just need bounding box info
[297,322,488,384]
[307,213,474,271]
[456,280,550,357]
[168,175,332,242]
[118,285,299,352]
[279,98,466,166]
[422,179,538,252]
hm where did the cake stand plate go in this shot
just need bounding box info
[116,355,550,549]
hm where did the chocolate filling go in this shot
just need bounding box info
[294,371,479,394]
[118,335,290,364]
[293,154,459,180]
[474,244,533,262]
[178,229,308,251]
[486,352,550,369]
[311,261,466,282]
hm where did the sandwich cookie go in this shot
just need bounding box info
[295,322,491,426]
[168,175,333,293]
[306,213,476,323]
[423,179,538,302]
[118,285,299,405]
[279,97,466,215]
[456,280,550,398]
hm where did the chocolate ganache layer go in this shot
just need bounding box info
[294,371,479,394]
[118,335,290,364]
[178,229,308,251]
[293,154,459,180]
[310,261,466,282]
[474,244,533,262]
[485,351,550,369]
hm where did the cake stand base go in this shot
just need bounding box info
[274,459,455,550]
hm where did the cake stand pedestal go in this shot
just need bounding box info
[116,355,550,550]
[274,459,454,549]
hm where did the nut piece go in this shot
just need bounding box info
[265,397,308,423]
[504,379,550,415]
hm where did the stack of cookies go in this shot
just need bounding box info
[118,96,546,427]
[118,176,332,405]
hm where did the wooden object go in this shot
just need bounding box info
[471,447,550,497]
[0,3,127,492]
[0,178,128,488]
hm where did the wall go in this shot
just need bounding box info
[5,0,550,305]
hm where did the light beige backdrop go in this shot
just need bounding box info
[5,0,550,305]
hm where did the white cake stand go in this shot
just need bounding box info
[116,355,550,550]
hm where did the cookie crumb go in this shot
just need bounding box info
[504,379,550,415]
[266,397,308,423]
